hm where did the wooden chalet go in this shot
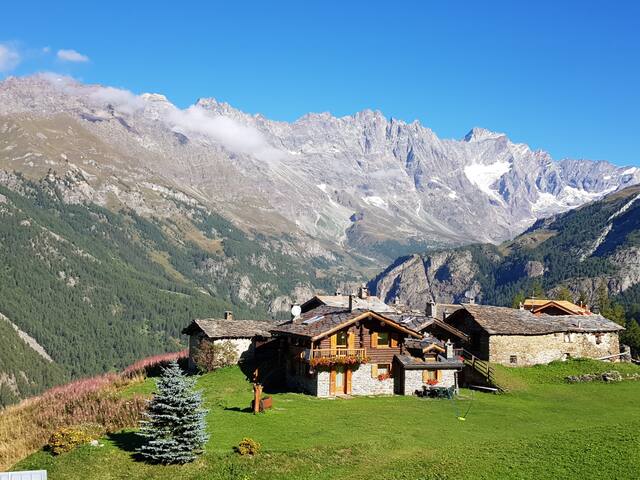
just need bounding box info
[270,300,464,397]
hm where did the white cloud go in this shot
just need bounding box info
[0,44,20,72]
[39,74,282,163]
[42,46,51,54]
[166,105,283,163]
[89,86,146,115]
[57,49,89,63]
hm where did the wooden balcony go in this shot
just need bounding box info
[303,348,367,362]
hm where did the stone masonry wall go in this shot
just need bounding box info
[350,363,394,396]
[188,336,255,370]
[286,367,319,396]
[489,332,620,366]
[403,369,457,395]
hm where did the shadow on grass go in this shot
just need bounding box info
[224,406,253,413]
[107,431,145,461]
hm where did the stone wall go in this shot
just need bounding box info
[187,335,256,370]
[489,332,620,366]
[285,366,319,396]
[402,369,457,395]
[350,363,395,396]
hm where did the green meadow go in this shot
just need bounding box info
[15,360,640,479]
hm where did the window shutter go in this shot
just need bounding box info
[422,370,429,383]
[436,370,442,382]
[390,334,398,348]
[348,331,355,349]
[371,363,378,378]
[330,333,337,351]
[329,368,336,395]
[346,368,352,394]
[371,332,378,348]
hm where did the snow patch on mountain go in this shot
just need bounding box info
[362,195,388,209]
[464,160,511,201]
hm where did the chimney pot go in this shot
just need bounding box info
[445,339,454,359]
[224,310,233,321]
[358,285,369,299]
[425,300,437,319]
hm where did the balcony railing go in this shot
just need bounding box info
[302,348,367,362]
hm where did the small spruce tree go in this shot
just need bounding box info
[137,360,209,464]
[511,291,526,309]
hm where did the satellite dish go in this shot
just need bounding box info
[291,305,302,317]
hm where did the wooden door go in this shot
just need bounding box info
[330,366,350,395]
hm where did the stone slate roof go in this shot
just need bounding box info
[404,336,446,351]
[270,306,421,340]
[388,314,468,341]
[394,354,464,370]
[303,295,397,313]
[460,304,624,335]
[182,319,275,339]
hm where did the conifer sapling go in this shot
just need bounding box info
[137,360,208,464]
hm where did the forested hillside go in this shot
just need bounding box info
[0,175,353,406]
[371,185,640,352]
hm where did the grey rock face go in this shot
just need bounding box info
[525,261,545,278]
[371,251,483,309]
[1,74,638,264]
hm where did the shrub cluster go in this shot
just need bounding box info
[47,425,101,455]
[235,437,261,456]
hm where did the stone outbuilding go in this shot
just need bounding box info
[182,311,275,371]
[445,304,624,366]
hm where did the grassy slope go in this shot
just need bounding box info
[15,361,640,480]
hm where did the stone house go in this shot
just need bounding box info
[182,311,275,371]
[270,301,464,397]
[445,304,624,366]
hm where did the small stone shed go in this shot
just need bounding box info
[182,312,274,371]
[446,304,624,366]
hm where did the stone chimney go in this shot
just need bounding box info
[357,285,369,299]
[445,339,454,359]
[348,294,354,311]
[224,310,233,321]
[425,300,437,318]
[335,286,343,296]
[518,302,524,310]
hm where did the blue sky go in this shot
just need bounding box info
[1,1,639,166]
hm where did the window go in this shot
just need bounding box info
[371,363,391,379]
[510,355,518,365]
[336,331,348,348]
[564,333,572,343]
[377,332,390,347]
[422,370,438,382]
[595,334,602,345]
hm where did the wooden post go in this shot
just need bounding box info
[253,383,263,414]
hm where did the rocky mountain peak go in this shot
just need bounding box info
[464,127,506,142]
[1,74,639,265]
